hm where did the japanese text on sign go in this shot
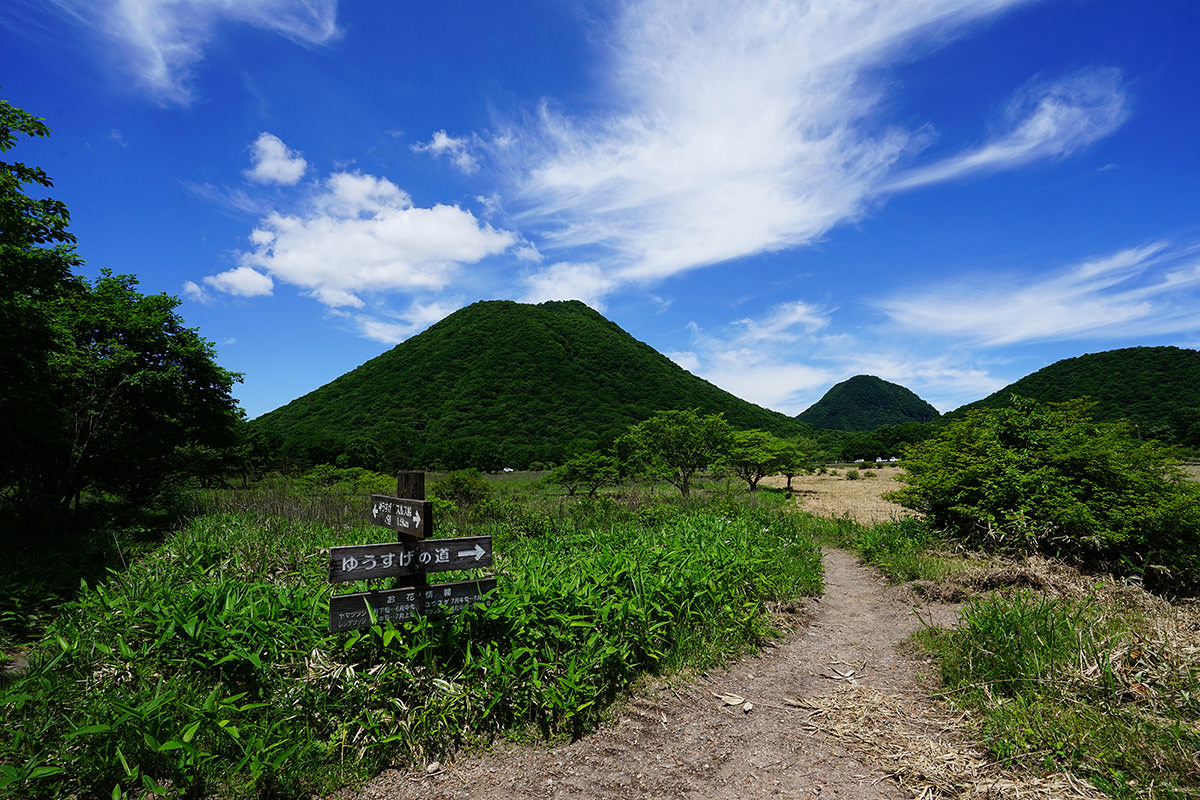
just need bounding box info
[328,578,497,632]
[370,495,432,538]
[327,537,492,583]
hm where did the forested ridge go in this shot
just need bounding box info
[251,299,807,470]
[951,346,1200,446]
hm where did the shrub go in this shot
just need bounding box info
[430,469,491,511]
[845,469,860,481]
[890,396,1200,591]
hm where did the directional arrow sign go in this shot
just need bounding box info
[329,578,497,633]
[370,495,433,539]
[328,536,492,583]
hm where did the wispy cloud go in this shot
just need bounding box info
[884,68,1129,191]
[679,301,840,413]
[48,0,340,105]
[336,299,465,344]
[245,132,308,185]
[878,242,1200,345]
[412,130,482,175]
[503,0,1058,292]
[676,301,1011,414]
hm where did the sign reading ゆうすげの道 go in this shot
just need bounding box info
[325,472,496,633]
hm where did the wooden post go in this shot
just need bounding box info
[397,470,425,502]
[397,471,427,590]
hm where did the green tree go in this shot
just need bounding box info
[777,437,818,491]
[890,396,1200,590]
[618,409,733,496]
[725,429,791,491]
[550,451,620,497]
[1,98,242,532]
[0,98,83,508]
[50,270,243,509]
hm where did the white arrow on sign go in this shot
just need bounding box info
[457,543,487,561]
[412,509,421,528]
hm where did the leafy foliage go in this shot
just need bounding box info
[617,409,734,496]
[724,429,798,491]
[0,98,241,539]
[0,494,822,798]
[890,396,1200,590]
[548,452,621,497]
[797,374,940,432]
[251,300,807,472]
[950,346,1200,448]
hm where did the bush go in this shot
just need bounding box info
[430,469,491,511]
[890,396,1200,590]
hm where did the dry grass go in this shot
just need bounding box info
[788,684,1107,800]
[762,467,914,525]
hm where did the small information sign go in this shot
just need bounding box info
[328,536,492,583]
[370,494,432,539]
[328,578,497,633]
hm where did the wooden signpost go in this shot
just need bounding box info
[326,470,496,633]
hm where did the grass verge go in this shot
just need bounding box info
[916,590,1200,798]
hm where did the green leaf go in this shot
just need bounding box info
[64,723,112,739]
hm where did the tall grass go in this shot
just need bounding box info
[0,491,821,799]
[916,591,1200,798]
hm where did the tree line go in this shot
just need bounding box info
[1,97,242,546]
[548,408,823,497]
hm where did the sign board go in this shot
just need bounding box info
[370,494,432,539]
[328,536,492,583]
[329,578,497,633]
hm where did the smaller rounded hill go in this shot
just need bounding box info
[797,375,940,432]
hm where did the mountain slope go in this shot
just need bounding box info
[252,299,806,469]
[950,346,1200,443]
[797,375,940,432]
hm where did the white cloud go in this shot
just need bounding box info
[182,279,212,304]
[878,242,1200,345]
[49,0,339,105]
[215,171,515,307]
[245,132,307,185]
[519,262,616,309]
[884,68,1129,191]
[504,0,1052,288]
[203,265,275,297]
[413,130,482,174]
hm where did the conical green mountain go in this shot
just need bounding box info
[797,375,940,432]
[950,346,1200,444]
[252,299,806,470]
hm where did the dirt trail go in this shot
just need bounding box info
[343,549,964,800]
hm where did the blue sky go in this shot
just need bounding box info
[3,0,1199,420]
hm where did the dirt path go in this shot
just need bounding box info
[342,549,964,800]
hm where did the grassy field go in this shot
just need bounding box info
[0,484,822,799]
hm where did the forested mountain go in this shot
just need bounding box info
[797,375,940,432]
[251,300,806,470]
[950,346,1200,445]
